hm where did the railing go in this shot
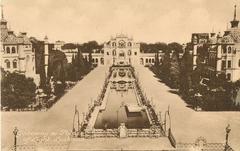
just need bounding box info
[168,128,176,148]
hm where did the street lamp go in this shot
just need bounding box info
[225,124,231,149]
[116,110,119,128]
[13,127,18,151]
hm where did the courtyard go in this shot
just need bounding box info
[1,65,240,150]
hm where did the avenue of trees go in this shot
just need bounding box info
[1,39,96,111]
[151,43,240,111]
[140,42,183,53]
[62,41,103,53]
[1,69,36,110]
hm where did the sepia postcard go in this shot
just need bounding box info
[1,0,240,150]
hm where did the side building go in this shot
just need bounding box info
[190,5,240,82]
[0,10,40,84]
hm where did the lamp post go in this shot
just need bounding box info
[225,124,231,149]
[13,127,18,151]
[116,110,119,128]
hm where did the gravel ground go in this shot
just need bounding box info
[1,66,107,150]
[134,65,240,150]
[1,65,240,150]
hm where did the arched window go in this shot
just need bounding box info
[112,50,116,56]
[12,47,16,53]
[128,50,131,56]
[119,50,125,57]
[112,42,116,47]
[6,47,10,54]
[100,58,104,65]
[5,60,10,68]
[96,58,98,63]
[228,47,231,54]
[146,58,148,63]
[13,59,17,68]
[152,58,155,63]
[227,73,231,80]
[128,42,132,47]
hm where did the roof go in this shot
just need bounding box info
[222,28,240,43]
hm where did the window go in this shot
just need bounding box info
[96,58,98,63]
[12,47,16,53]
[146,59,148,63]
[112,42,116,47]
[128,42,132,47]
[128,50,131,56]
[227,73,231,81]
[112,50,116,56]
[228,47,231,54]
[13,60,17,68]
[239,59,240,67]
[222,60,226,69]
[134,52,137,55]
[5,60,10,68]
[118,40,126,48]
[232,48,236,54]
[6,47,10,54]
[107,52,109,55]
[152,58,155,63]
[222,46,227,54]
[228,60,231,68]
[119,52,125,57]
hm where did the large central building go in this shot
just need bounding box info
[79,34,162,67]
[103,34,140,66]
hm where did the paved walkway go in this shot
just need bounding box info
[1,66,108,150]
[2,65,240,150]
[134,65,240,150]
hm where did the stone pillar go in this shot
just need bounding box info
[216,45,222,72]
[44,36,49,76]
[193,45,198,70]
[18,45,26,72]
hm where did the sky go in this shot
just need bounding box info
[1,0,240,44]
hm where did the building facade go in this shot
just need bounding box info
[190,5,240,82]
[60,34,161,67]
[0,9,40,84]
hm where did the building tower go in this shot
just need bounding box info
[44,35,49,76]
[0,5,7,55]
[231,5,239,28]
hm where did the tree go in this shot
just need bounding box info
[179,50,193,97]
[1,69,36,110]
[161,49,171,82]
[167,42,183,54]
[154,50,160,67]
[88,50,93,67]
[169,51,180,88]
[140,42,168,53]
